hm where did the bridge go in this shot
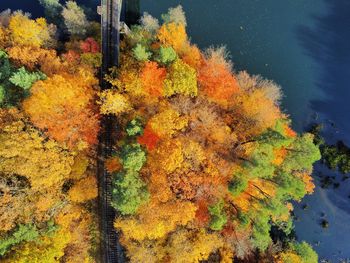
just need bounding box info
[97,0,139,262]
[97,0,123,262]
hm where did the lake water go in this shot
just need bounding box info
[1,0,350,261]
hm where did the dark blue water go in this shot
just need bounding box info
[1,1,350,261]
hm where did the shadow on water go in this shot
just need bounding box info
[295,2,350,260]
[297,0,350,144]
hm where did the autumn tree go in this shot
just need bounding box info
[166,228,224,263]
[98,89,131,116]
[198,46,240,103]
[275,242,318,263]
[140,61,166,97]
[68,175,98,203]
[164,59,197,97]
[0,118,74,190]
[62,1,89,37]
[23,72,99,149]
[0,6,100,262]
[140,12,160,33]
[161,5,187,27]
[8,11,52,47]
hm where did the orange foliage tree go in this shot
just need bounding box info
[23,72,99,149]
[198,47,240,103]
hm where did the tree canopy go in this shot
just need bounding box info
[100,6,321,263]
[0,5,100,262]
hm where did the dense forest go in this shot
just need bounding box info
[0,1,101,262]
[0,2,320,263]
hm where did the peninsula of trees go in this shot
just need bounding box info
[0,2,320,263]
[102,6,320,263]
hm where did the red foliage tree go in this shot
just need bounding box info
[80,37,100,53]
[137,124,160,151]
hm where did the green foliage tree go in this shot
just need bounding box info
[228,175,248,197]
[275,172,307,201]
[9,67,46,91]
[0,85,4,103]
[293,241,318,263]
[309,123,350,173]
[208,200,227,231]
[120,143,146,172]
[0,224,39,256]
[257,127,293,148]
[132,43,152,61]
[321,142,350,174]
[322,145,340,170]
[126,118,143,137]
[127,25,153,47]
[0,50,12,82]
[111,143,149,215]
[281,134,321,172]
[156,46,177,65]
[111,170,150,215]
[250,212,271,251]
[0,50,28,107]
[245,143,275,179]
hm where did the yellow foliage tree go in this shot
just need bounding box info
[55,204,96,263]
[0,119,74,190]
[7,46,65,75]
[164,59,198,97]
[121,239,167,263]
[4,228,71,263]
[0,25,9,48]
[68,175,98,203]
[157,22,187,53]
[237,88,281,136]
[149,107,188,137]
[115,199,197,241]
[148,139,184,174]
[274,251,303,263]
[166,228,224,263]
[9,12,51,47]
[98,90,131,115]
